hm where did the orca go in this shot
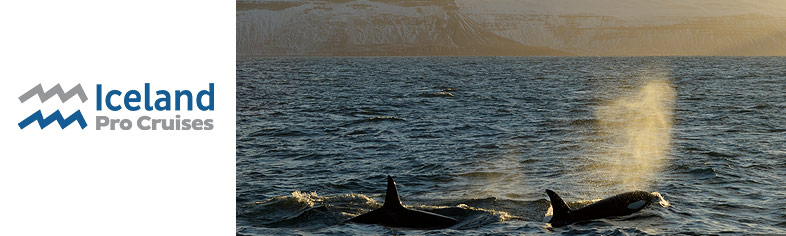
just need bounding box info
[546,189,654,227]
[349,176,458,229]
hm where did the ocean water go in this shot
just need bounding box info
[236,57,786,235]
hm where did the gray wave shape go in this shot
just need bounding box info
[19,83,88,103]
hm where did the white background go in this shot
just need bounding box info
[0,1,234,235]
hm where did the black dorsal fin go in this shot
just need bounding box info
[382,175,404,209]
[546,189,572,221]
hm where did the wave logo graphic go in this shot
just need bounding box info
[18,110,88,129]
[18,83,88,130]
[19,83,88,103]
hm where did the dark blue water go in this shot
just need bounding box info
[236,57,786,235]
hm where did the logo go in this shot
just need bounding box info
[18,82,215,131]
[18,83,88,130]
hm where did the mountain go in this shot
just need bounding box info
[236,0,570,56]
[237,0,786,56]
[457,0,786,56]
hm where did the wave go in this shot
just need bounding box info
[420,92,455,98]
[237,191,377,229]
[237,191,547,230]
[248,127,310,137]
[341,116,406,127]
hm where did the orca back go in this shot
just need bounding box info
[546,189,654,227]
[349,176,458,229]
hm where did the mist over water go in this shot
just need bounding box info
[591,79,675,190]
[237,57,786,235]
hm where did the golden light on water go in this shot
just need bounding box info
[592,79,676,190]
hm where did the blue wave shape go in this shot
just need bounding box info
[18,110,88,129]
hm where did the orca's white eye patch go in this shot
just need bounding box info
[627,200,646,210]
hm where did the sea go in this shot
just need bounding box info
[236,57,786,235]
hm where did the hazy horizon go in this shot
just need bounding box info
[237,0,786,56]
[458,0,786,17]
